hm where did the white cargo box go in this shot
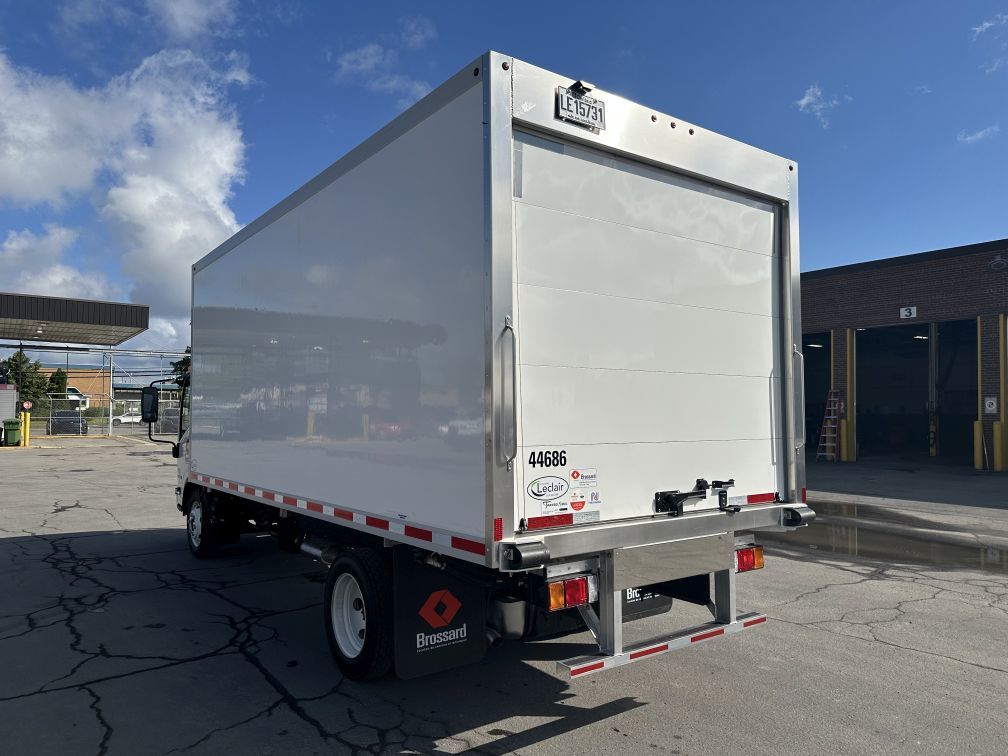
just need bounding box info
[190,52,805,569]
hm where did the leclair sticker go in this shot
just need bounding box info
[527,476,569,501]
[569,468,597,487]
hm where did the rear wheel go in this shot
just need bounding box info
[185,489,217,558]
[323,549,394,680]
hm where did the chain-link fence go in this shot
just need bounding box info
[28,392,180,439]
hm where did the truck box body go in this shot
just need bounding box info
[189,52,805,573]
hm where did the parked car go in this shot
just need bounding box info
[111,410,143,426]
[47,411,88,435]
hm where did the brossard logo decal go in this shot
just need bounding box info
[526,476,569,501]
[416,589,467,651]
[418,590,461,628]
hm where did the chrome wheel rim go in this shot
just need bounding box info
[188,500,203,548]
[331,572,366,659]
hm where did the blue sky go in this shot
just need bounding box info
[0,1,1006,351]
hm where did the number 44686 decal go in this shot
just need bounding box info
[528,449,566,468]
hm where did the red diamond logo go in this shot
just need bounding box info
[418,590,461,629]
[571,470,580,480]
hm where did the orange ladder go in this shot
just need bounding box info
[816,390,840,461]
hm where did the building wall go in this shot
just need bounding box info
[802,239,1008,470]
[39,367,111,408]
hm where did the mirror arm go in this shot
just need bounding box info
[145,378,180,448]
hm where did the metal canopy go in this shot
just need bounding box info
[0,293,149,346]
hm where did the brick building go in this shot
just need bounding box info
[801,238,1008,470]
[39,364,111,408]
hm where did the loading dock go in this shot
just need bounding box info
[802,238,1008,471]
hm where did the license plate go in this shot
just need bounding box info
[556,86,606,131]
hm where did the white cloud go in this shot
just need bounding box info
[0,49,247,333]
[334,17,436,108]
[972,13,1008,39]
[0,55,124,205]
[0,225,121,300]
[794,83,847,128]
[56,0,236,42]
[400,16,437,50]
[335,43,393,78]
[915,84,932,95]
[984,57,1007,74]
[957,124,1000,143]
[147,316,179,341]
[145,0,236,39]
[367,73,432,104]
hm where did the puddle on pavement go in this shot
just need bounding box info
[761,501,1008,573]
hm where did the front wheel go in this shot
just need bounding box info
[323,550,394,680]
[186,490,217,558]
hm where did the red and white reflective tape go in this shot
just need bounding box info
[561,611,767,679]
[723,491,778,508]
[527,492,782,532]
[189,472,486,560]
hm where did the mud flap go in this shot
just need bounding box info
[393,549,486,679]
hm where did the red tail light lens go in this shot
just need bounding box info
[736,545,765,573]
[563,576,588,608]
[547,575,590,611]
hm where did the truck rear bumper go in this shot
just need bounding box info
[558,611,767,679]
[506,503,813,567]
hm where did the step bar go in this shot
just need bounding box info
[558,611,768,679]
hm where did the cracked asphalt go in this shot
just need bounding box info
[2,438,1007,754]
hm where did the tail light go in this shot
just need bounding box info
[547,575,590,611]
[735,545,765,573]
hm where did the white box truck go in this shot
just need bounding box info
[143,51,813,681]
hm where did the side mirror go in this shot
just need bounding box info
[171,443,180,459]
[141,386,160,423]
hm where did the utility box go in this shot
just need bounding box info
[190,54,805,566]
[0,384,17,422]
[175,52,812,681]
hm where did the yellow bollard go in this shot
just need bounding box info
[974,420,984,470]
[839,418,849,462]
[307,411,315,437]
[19,412,25,447]
[24,411,30,447]
[995,421,1005,472]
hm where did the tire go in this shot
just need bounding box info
[185,489,217,558]
[112,419,121,426]
[323,549,394,680]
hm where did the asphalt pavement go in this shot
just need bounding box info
[1,439,1007,754]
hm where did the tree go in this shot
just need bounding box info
[0,351,49,407]
[47,368,68,396]
[170,346,191,383]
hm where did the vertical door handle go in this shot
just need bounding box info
[793,345,806,448]
[500,317,518,469]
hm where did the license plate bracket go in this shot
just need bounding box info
[556,86,606,131]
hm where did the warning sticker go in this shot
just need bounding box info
[570,491,586,511]
[574,511,600,524]
[569,468,597,487]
